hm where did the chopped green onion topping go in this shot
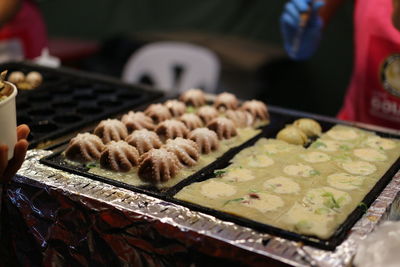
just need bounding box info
[309,170,320,176]
[294,220,312,231]
[322,192,341,210]
[186,106,195,113]
[314,141,327,148]
[339,145,350,151]
[86,162,97,169]
[223,198,244,206]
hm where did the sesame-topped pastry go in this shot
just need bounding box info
[164,137,200,166]
[197,106,219,124]
[7,71,25,84]
[179,88,206,107]
[207,117,238,140]
[164,99,186,117]
[125,129,163,155]
[156,119,190,141]
[121,111,155,132]
[26,71,43,88]
[214,92,239,110]
[100,141,140,172]
[225,109,254,128]
[188,128,219,154]
[65,133,105,162]
[144,103,172,124]
[94,119,128,144]
[138,148,183,183]
[241,100,269,121]
[179,113,203,130]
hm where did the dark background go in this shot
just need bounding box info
[37,0,354,117]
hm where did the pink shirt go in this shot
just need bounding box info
[338,0,400,130]
[0,0,47,59]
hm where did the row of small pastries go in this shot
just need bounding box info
[66,116,231,162]
[7,70,43,90]
[65,127,217,183]
[65,89,269,184]
[180,89,269,121]
[93,92,268,144]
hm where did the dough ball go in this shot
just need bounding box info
[26,71,43,88]
[8,71,25,84]
[293,118,322,137]
[276,125,308,145]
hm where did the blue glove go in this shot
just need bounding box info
[280,0,325,60]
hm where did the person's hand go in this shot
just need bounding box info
[0,124,29,184]
[281,0,325,60]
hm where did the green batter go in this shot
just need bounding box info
[175,125,400,239]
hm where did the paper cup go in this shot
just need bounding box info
[0,82,18,160]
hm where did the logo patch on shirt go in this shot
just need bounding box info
[381,54,400,97]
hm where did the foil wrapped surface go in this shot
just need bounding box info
[4,149,400,266]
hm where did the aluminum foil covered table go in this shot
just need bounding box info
[2,148,399,267]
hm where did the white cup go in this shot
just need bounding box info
[0,82,18,160]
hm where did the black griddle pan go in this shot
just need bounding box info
[40,104,400,250]
[2,61,163,148]
[166,107,400,250]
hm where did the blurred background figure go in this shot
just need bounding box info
[281,0,400,129]
[0,0,47,62]
[36,1,354,117]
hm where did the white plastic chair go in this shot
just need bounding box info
[121,41,220,94]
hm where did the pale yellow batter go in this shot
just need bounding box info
[175,125,400,239]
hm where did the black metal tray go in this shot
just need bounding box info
[40,100,301,197]
[40,96,295,199]
[165,107,400,250]
[1,61,163,148]
[39,122,271,199]
[40,104,400,250]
